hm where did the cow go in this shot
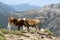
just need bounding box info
[7,17,24,31]
[7,17,41,32]
[22,18,41,32]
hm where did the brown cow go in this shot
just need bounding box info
[7,17,41,32]
[7,17,24,31]
[22,18,41,32]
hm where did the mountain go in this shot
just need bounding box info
[0,2,17,28]
[0,3,60,37]
[43,3,60,9]
[0,2,16,14]
[10,4,40,11]
[9,3,60,37]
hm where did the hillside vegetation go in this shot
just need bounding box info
[0,28,57,40]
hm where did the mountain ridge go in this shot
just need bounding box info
[10,4,40,11]
[0,2,17,15]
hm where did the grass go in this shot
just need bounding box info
[0,32,6,40]
[0,28,24,35]
[21,30,27,33]
[0,28,27,40]
[0,28,8,34]
[0,28,55,36]
[0,28,55,37]
[9,30,24,35]
[44,30,55,36]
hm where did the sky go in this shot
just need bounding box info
[0,0,60,7]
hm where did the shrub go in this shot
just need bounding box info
[0,32,6,40]
[44,30,55,36]
[0,28,8,34]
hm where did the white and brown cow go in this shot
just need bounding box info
[7,17,24,31]
[22,18,41,32]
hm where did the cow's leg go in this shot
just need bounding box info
[27,26,30,32]
[36,23,41,31]
[38,22,41,31]
[20,26,23,31]
[35,25,38,31]
[18,26,20,31]
[23,25,26,30]
[7,22,12,31]
[18,26,23,31]
[34,25,38,36]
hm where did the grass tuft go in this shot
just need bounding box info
[0,28,8,34]
[9,30,24,35]
[0,32,6,40]
[44,30,55,36]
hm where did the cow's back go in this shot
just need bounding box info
[16,19,24,26]
[28,19,35,25]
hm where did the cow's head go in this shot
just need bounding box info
[9,17,14,21]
